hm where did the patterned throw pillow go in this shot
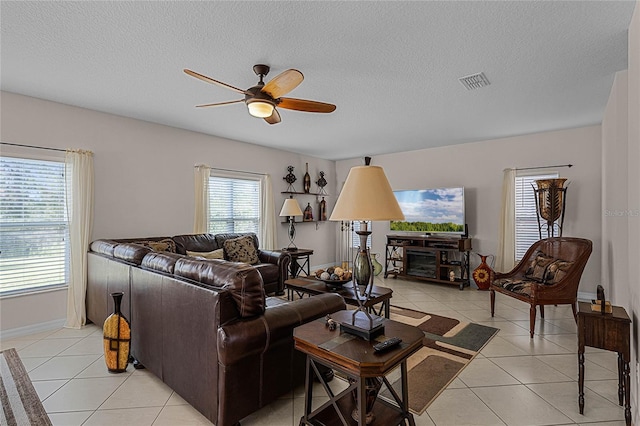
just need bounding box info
[135,239,176,253]
[543,259,574,284]
[524,251,554,282]
[223,235,259,265]
[186,248,224,259]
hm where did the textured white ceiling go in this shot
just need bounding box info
[1,1,635,160]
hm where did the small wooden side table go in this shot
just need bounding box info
[284,248,314,278]
[294,313,423,426]
[577,301,631,425]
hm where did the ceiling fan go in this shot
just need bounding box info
[183,64,336,125]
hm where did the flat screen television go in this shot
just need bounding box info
[390,187,466,234]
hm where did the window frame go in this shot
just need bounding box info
[0,153,70,297]
[207,171,262,235]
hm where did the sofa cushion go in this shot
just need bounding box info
[223,235,260,265]
[90,239,119,257]
[493,278,534,297]
[133,238,177,253]
[141,252,185,274]
[113,243,153,265]
[174,257,265,317]
[524,251,555,282]
[187,248,224,260]
[172,233,219,255]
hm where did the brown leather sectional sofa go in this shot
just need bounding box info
[87,233,345,426]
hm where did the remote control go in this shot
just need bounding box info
[373,337,402,353]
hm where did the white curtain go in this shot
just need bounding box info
[496,168,516,273]
[193,164,210,233]
[64,149,94,329]
[259,174,277,250]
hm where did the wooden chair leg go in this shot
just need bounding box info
[571,301,578,323]
[539,305,545,319]
[529,304,536,338]
[490,289,495,317]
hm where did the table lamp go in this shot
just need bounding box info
[279,197,303,251]
[329,157,404,340]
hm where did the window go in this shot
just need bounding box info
[208,174,260,234]
[0,156,69,295]
[514,172,559,260]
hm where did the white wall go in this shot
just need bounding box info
[0,91,337,333]
[337,125,603,295]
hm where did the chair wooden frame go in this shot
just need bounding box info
[490,237,592,338]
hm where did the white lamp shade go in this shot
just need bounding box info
[279,198,303,217]
[329,165,405,221]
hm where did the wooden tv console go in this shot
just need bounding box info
[384,234,472,290]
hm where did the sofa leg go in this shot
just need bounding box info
[490,289,495,317]
[132,358,145,370]
[539,305,545,319]
[275,290,285,296]
[529,305,536,338]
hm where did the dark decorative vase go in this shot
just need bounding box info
[303,202,313,221]
[103,292,131,373]
[472,254,494,291]
[303,162,311,193]
[349,377,384,424]
[319,197,327,221]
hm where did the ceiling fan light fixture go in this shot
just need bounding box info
[247,100,274,118]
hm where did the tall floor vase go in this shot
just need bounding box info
[103,292,130,373]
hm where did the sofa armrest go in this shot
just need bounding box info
[258,249,291,295]
[217,293,345,366]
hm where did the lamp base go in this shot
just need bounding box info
[331,310,385,341]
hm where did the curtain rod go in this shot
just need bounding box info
[1,141,66,153]
[515,164,573,171]
[195,165,265,177]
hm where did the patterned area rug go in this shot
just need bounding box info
[0,348,52,426]
[382,306,499,415]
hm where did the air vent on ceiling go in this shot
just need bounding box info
[459,72,490,90]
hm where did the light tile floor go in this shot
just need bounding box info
[0,277,630,425]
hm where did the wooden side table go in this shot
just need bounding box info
[284,248,314,278]
[577,301,632,425]
[294,312,424,426]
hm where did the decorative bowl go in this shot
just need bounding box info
[320,278,351,288]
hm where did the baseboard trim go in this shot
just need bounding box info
[0,318,66,340]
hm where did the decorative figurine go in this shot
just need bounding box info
[283,166,297,192]
[319,197,327,221]
[303,202,313,221]
[303,163,311,193]
[316,171,328,194]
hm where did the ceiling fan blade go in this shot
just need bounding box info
[278,97,336,113]
[195,99,244,108]
[264,108,281,125]
[184,69,249,95]
[262,69,304,98]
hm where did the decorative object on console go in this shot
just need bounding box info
[329,157,404,340]
[370,253,383,276]
[103,292,130,373]
[533,178,568,239]
[303,202,314,222]
[319,197,327,221]
[283,165,297,192]
[303,162,311,193]
[279,197,303,251]
[316,170,328,194]
[472,253,495,291]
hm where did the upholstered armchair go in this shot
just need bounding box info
[490,237,592,338]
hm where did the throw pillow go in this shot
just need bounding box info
[135,238,176,253]
[223,235,259,265]
[186,248,224,260]
[524,251,554,282]
[544,259,574,284]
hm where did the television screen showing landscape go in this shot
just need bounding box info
[390,188,465,233]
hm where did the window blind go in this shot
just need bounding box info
[0,157,69,295]
[351,221,372,248]
[208,175,260,234]
[514,172,559,260]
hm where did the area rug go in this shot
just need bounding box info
[381,305,499,415]
[0,348,52,426]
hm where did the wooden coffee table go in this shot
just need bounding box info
[285,277,392,318]
[294,312,423,426]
